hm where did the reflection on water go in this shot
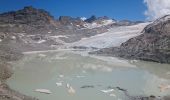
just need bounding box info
[7,51,170,100]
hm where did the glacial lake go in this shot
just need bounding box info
[7,50,170,100]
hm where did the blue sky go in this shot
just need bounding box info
[0,0,147,21]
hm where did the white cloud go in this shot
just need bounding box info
[144,0,170,20]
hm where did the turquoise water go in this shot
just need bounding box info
[7,51,170,100]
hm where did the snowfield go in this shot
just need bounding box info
[69,23,150,49]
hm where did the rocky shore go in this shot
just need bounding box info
[0,44,37,100]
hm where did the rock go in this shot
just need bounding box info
[80,85,94,88]
[158,84,170,92]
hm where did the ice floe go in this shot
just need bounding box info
[100,89,114,93]
[56,82,63,87]
[35,89,52,94]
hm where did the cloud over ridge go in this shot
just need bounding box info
[144,0,170,20]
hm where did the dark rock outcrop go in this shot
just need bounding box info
[0,6,54,25]
[85,15,97,23]
[0,6,59,34]
[93,15,170,64]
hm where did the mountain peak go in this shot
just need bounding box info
[0,6,54,25]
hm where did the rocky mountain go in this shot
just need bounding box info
[94,15,170,64]
[0,6,112,51]
[0,6,59,33]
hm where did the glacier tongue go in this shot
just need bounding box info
[69,23,150,49]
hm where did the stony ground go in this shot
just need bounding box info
[0,44,38,100]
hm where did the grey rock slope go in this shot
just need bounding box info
[0,6,111,51]
[94,15,170,64]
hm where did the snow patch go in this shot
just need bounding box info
[80,17,87,21]
[37,40,46,44]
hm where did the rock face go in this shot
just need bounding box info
[94,15,170,64]
[0,6,54,25]
[0,6,58,34]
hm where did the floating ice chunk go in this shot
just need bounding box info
[109,93,116,97]
[82,70,87,73]
[35,89,52,94]
[75,75,85,78]
[66,83,70,89]
[66,83,76,94]
[59,75,64,78]
[56,82,63,87]
[68,86,76,94]
[100,89,114,93]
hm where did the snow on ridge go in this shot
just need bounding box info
[80,17,87,21]
[83,19,115,29]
